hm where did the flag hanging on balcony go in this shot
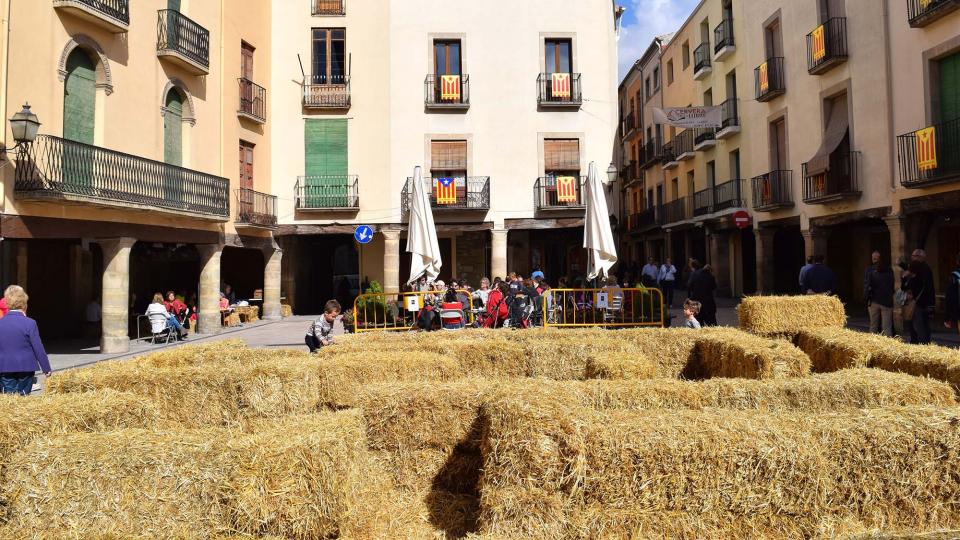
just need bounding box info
[556,176,578,203]
[920,0,932,9]
[435,177,457,204]
[916,126,937,171]
[811,24,826,62]
[440,75,461,101]
[552,73,571,99]
[758,62,769,93]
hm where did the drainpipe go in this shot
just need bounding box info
[882,0,897,193]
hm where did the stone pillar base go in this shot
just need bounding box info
[196,244,223,336]
[491,229,508,280]
[99,237,136,354]
[262,247,282,320]
[101,335,131,354]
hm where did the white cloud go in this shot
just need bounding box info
[618,0,698,81]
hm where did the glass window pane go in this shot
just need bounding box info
[449,43,461,75]
[331,39,345,80]
[545,43,556,74]
[435,43,445,75]
[559,42,571,72]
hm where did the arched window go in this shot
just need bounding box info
[63,48,96,144]
[164,88,185,166]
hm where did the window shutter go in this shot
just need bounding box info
[63,51,96,145]
[940,52,960,124]
[305,119,348,178]
[431,140,467,170]
[544,139,580,171]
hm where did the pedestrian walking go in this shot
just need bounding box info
[803,255,837,295]
[0,285,52,395]
[306,299,340,352]
[798,256,814,292]
[658,257,678,308]
[641,257,659,288]
[903,249,935,344]
[865,251,895,337]
[688,264,717,326]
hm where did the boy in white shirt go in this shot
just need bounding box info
[305,300,340,353]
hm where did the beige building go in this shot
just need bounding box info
[272,0,622,312]
[617,0,960,309]
[0,0,277,352]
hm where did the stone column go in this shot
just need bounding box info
[754,228,776,295]
[196,244,223,335]
[15,241,27,288]
[261,247,282,320]
[99,237,135,354]
[491,229,508,280]
[664,231,674,263]
[382,228,401,294]
[279,237,298,314]
[708,230,731,297]
[801,228,829,261]
[884,215,908,337]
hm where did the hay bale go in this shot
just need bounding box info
[478,401,960,538]
[693,327,811,379]
[796,328,896,373]
[583,353,658,380]
[315,352,463,407]
[614,328,701,378]
[870,342,960,394]
[3,412,393,539]
[738,295,847,337]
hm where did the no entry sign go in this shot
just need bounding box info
[733,210,751,229]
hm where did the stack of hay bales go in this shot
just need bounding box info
[692,327,811,379]
[738,295,847,338]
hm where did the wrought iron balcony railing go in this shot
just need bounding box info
[675,129,695,159]
[661,141,676,164]
[312,0,345,16]
[633,207,657,230]
[752,170,794,211]
[755,57,786,102]
[714,19,735,54]
[295,176,359,210]
[802,151,862,203]
[720,98,739,131]
[694,127,717,148]
[303,74,351,109]
[424,74,470,109]
[713,179,745,212]
[807,18,848,75]
[15,135,229,219]
[693,187,714,217]
[537,73,582,107]
[897,117,960,188]
[907,0,960,27]
[693,42,712,75]
[661,197,690,225]
[235,188,277,228]
[53,0,129,32]
[624,112,638,136]
[641,138,663,168]
[238,78,266,123]
[534,176,586,210]
[403,176,491,212]
[157,9,210,74]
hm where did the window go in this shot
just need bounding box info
[304,119,348,206]
[765,19,783,59]
[667,59,674,85]
[671,177,679,200]
[818,0,845,22]
[647,189,654,209]
[726,69,738,100]
[704,88,713,107]
[653,66,660,90]
[938,51,960,123]
[311,28,346,85]
[241,41,254,80]
[545,38,572,73]
[544,138,580,175]
[729,149,740,180]
[645,77,651,100]
[707,160,716,188]
[63,48,96,145]
[656,184,663,206]
[682,41,690,69]
[239,140,254,190]
[633,190,640,213]
[686,171,695,194]
[431,140,468,179]
[434,40,461,76]
[770,118,787,169]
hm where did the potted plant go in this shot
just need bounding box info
[341,309,355,334]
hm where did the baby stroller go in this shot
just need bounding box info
[504,293,533,329]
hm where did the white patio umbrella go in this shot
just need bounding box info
[406,166,443,285]
[583,161,618,280]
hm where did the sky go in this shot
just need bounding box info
[618,0,700,82]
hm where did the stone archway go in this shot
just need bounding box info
[57,34,114,95]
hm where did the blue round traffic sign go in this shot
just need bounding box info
[354,225,374,244]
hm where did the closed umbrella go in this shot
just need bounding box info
[584,161,618,280]
[406,166,442,284]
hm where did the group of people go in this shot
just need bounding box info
[0,285,52,395]
[621,257,717,326]
[142,284,243,341]
[860,248,940,345]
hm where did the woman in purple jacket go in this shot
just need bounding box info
[0,286,52,395]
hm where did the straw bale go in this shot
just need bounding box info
[796,328,896,372]
[738,294,847,337]
[583,353,657,380]
[693,327,811,379]
[870,342,960,394]
[315,352,463,407]
[478,401,960,538]
[613,328,701,378]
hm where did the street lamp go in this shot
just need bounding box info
[6,103,40,151]
[606,162,618,184]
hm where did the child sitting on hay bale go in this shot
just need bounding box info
[306,300,340,353]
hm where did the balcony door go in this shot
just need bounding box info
[240,42,255,114]
[430,140,467,206]
[545,39,572,74]
[305,119,348,207]
[239,140,254,219]
[544,138,580,206]
[164,88,184,204]
[940,52,960,123]
[63,48,96,190]
[434,40,462,104]
[311,28,346,85]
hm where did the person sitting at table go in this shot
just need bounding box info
[164,291,188,324]
[147,293,186,340]
[441,286,465,329]
[482,282,510,328]
[223,284,237,305]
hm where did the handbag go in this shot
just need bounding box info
[902,298,916,322]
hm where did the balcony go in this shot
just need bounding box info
[623,112,639,138]
[907,0,960,27]
[156,10,210,76]
[897,117,960,188]
[693,127,717,151]
[712,179,745,212]
[755,57,786,102]
[807,18,848,75]
[630,208,657,231]
[53,0,129,33]
[661,197,690,225]
[752,170,794,212]
[404,176,491,213]
[713,19,736,61]
[303,75,351,110]
[312,0,345,16]
[295,176,359,211]
[424,74,470,111]
[693,187,714,217]
[534,176,586,211]
[661,141,678,169]
[15,135,229,220]
[717,98,740,139]
[235,188,277,229]
[675,130,696,161]
[537,73,582,108]
[693,42,713,80]
[641,138,663,168]
[802,151,862,203]
[238,78,266,124]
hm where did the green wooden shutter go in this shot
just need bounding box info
[305,119,348,206]
[63,49,96,190]
[940,52,960,124]
[168,0,181,9]
[164,90,184,205]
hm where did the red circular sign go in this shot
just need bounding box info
[733,210,752,229]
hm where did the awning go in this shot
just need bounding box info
[806,97,849,176]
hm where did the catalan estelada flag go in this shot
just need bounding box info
[920,0,932,9]
[916,126,937,172]
[556,176,578,203]
[758,62,769,93]
[435,177,457,204]
[551,73,571,99]
[811,24,826,62]
[440,75,461,101]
